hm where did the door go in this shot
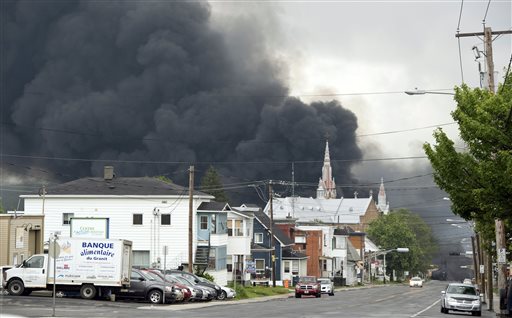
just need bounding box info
[197,215,210,242]
[22,255,47,287]
[118,270,146,299]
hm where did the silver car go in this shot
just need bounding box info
[440,283,481,316]
[317,278,334,296]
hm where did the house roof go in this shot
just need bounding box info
[21,177,212,197]
[281,249,308,259]
[251,243,273,251]
[197,202,231,212]
[347,240,361,262]
[254,210,294,246]
[265,196,373,224]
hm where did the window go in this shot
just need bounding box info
[62,213,74,225]
[324,234,327,246]
[322,259,327,271]
[130,270,143,281]
[254,233,263,244]
[25,255,44,268]
[295,235,306,244]
[200,216,208,230]
[133,214,143,225]
[132,251,150,267]
[284,261,290,273]
[161,214,171,225]
[211,214,216,233]
[292,261,299,275]
[255,259,265,274]
[227,219,243,236]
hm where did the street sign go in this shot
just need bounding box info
[498,248,507,264]
[480,264,485,274]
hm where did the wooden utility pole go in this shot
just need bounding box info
[269,181,276,287]
[496,219,507,312]
[188,165,194,273]
[476,233,486,304]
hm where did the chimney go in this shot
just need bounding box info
[104,166,114,181]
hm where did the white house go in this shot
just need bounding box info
[227,204,255,284]
[20,166,229,285]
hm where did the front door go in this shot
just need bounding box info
[22,255,47,287]
[118,270,146,299]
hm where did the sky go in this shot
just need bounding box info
[1,1,510,271]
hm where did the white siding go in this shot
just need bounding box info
[23,196,209,269]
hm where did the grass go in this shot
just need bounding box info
[229,284,291,300]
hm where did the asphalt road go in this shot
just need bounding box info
[0,280,496,318]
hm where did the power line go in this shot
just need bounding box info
[456,0,465,83]
[356,123,457,138]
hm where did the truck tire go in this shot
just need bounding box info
[80,284,97,300]
[7,279,25,296]
[147,289,162,304]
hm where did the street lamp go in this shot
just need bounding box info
[381,248,409,284]
[404,89,455,96]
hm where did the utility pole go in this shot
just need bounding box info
[457,27,512,314]
[269,180,276,287]
[471,236,479,285]
[188,165,194,273]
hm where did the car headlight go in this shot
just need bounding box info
[472,300,480,305]
[165,286,173,292]
[446,297,456,302]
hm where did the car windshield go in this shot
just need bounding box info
[447,285,476,295]
[318,279,330,284]
[411,277,421,281]
[144,271,164,282]
[300,277,317,283]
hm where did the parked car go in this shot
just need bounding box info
[141,269,187,302]
[115,268,177,304]
[218,285,236,300]
[409,277,423,288]
[317,278,334,296]
[168,274,215,301]
[295,276,321,298]
[440,283,481,316]
[463,278,473,285]
[165,270,221,298]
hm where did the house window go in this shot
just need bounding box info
[133,214,143,225]
[295,235,306,244]
[254,233,263,244]
[227,219,243,236]
[324,234,327,247]
[292,261,299,275]
[63,213,74,225]
[200,216,208,230]
[132,250,150,267]
[255,259,265,274]
[284,261,290,273]
[211,214,216,234]
[161,214,171,225]
[322,259,328,271]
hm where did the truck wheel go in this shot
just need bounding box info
[21,288,32,296]
[7,279,25,296]
[80,284,97,300]
[295,293,301,298]
[148,289,162,304]
[316,292,321,298]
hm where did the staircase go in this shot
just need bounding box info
[195,245,210,275]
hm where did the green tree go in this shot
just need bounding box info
[200,166,229,203]
[423,73,512,246]
[368,209,437,276]
[155,175,173,183]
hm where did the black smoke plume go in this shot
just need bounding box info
[1,1,362,204]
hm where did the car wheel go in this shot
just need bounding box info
[316,293,321,298]
[217,290,227,300]
[472,311,481,316]
[148,289,163,304]
[7,279,25,296]
[295,293,301,298]
[80,284,97,300]
[329,292,334,296]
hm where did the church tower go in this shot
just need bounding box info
[377,177,390,214]
[316,140,337,199]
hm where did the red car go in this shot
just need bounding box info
[295,276,321,298]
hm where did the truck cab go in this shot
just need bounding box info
[3,254,48,295]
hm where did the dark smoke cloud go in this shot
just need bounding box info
[1,0,361,203]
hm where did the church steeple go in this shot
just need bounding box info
[317,140,337,199]
[377,177,390,214]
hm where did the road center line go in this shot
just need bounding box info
[410,299,440,317]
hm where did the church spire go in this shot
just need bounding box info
[377,177,390,214]
[317,140,337,199]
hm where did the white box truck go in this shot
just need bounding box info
[3,237,132,299]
